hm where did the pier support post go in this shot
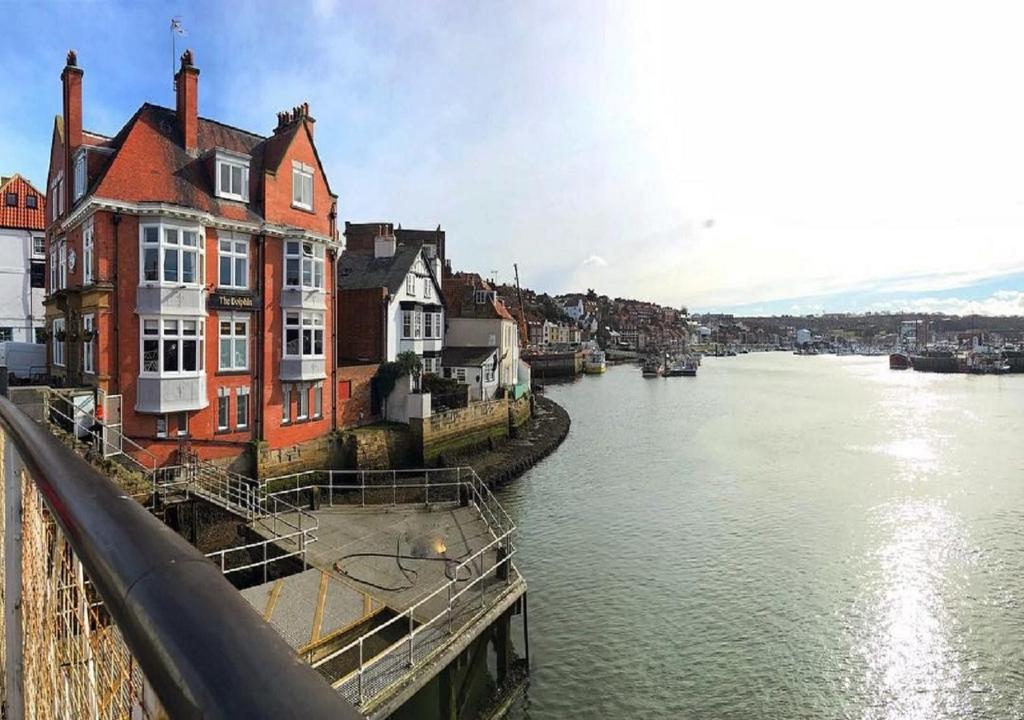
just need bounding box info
[495,610,512,685]
[438,664,457,720]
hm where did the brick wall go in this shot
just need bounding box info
[338,363,378,428]
[337,288,386,363]
[411,398,509,464]
[339,425,414,469]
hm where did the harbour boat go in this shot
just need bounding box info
[585,350,607,374]
[666,356,699,377]
[910,347,963,373]
[889,351,912,370]
[966,350,1011,375]
[641,357,661,378]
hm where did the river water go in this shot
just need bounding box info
[499,353,1024,719]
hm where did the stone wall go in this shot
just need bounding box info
[508,394,531,430]
[338,424,415,470]
[256,433,342,478]
[412,398,509,464]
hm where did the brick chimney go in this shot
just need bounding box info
[275,102,315,137]
[62,50,83,211]
[174,49,200,153]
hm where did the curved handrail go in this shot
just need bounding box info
[0,395,359,719]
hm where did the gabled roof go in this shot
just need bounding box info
[443,273,515,321]
[442,346,498,367]
[338,242,445,301]
[0,174,46,231]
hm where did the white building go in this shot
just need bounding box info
[443,275,521,395]
[796,328,812,345]
[562,297,584,322]
[337,230,445,374]
[441,346,499,402]
[0,175,46,344]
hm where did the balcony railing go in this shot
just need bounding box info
[0,395,359,719]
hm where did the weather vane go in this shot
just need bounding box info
[170,17,186,91]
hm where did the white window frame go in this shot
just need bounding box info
[297,384,309,420]
[49,244,57,293]
[218,313,249,371]
[291,161,313,211]
[236,387,250,428]
[413,310,422,339]
[58,238,67,289]
[424,278,432,300]
[32,235,44,258]
[485,364,495,383]
[312,383,322,419]
[73,149,87,202]
[283,310,324,359]
[83,219,94,285]
[173,412,189,437]
[218,232,249,289]
[282,384,291,424]
[82,313,95,374]
[406,274,415,295]
[284,240,324,290]
[140,317,205,378]
[215,151,250,202]
[50,170,63,220]
[217,392,230,431]
[155,416,168,438]
[139,220,205,288]
[402,311,412,340]
[455,367,466,383]
[52,318,65,367]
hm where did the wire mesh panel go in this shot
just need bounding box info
[16,456,157,720]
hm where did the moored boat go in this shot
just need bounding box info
[641,357,661,378]
[585,350,607,374]
[889,351,912,370]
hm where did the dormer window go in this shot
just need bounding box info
[292,161,313,211]
[73,149,87,201]
[215,150,250,202]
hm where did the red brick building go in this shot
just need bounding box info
[43,50,341,469]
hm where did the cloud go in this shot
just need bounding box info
[869,291,1024,317]
[582,254,608,268]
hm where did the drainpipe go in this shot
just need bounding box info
[255,234,265,442]
[330,248,337,433]
[112,212,121,395]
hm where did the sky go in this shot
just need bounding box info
[2,0,1024,316]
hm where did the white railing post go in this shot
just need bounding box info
[392,470,397,505]
[360,470,366,507]
[263,542,268,585]
[407,613,415,666]
[447,583,453,634]
[358,639,365,704]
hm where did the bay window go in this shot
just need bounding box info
[218,233,249,288]
[140,221,204,286]
[413,311,422,339]
[292,161,313,210]
[284,311,324,358]
[219,314,249,371]
[140,317,204,376]
[284,240,324,290]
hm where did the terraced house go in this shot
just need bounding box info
[43,50,341,468]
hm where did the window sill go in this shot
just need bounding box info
[290,203,314,214]
[216,369,251,376]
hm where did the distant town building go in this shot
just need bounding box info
[443,273,520,392]
[796,328,812,345]
[0,174,47,343]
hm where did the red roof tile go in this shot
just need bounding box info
[0,175,46,231]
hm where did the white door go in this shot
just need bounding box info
[72,394,95,440]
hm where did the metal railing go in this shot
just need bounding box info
[0,394,359,719]
[260,466,522,708]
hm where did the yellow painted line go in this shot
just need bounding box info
[310,570,330,644]
[264,580,284,621]
[363,592,371,616]
[298,606,388,655]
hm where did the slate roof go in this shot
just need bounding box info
[0,175,46,231]
[69,102,335,226]
[442,346,498,367]
[338,242,424,294]
[443,273,515,321]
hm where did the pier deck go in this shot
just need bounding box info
[242,498,524,717]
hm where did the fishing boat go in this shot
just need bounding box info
[585,349,607,374]
[889,351,912,370]
[641,357,661,378]
[666,356,699,377]
[966,349,1011,374]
